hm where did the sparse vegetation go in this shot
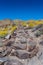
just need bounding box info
[0,19,43,38]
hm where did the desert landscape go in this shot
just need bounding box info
[0,19,43,65]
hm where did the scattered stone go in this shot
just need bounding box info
[0,23,43,65]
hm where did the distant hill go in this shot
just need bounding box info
[0,19,43,27]
[0,19,14,27]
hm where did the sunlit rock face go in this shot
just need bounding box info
[0,19,43,65]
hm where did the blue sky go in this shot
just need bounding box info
[0,0,43,20]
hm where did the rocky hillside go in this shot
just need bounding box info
[0,19,43,65]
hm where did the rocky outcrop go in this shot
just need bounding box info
[0,19,43,65]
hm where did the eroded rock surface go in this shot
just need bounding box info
[0,24,43,65]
